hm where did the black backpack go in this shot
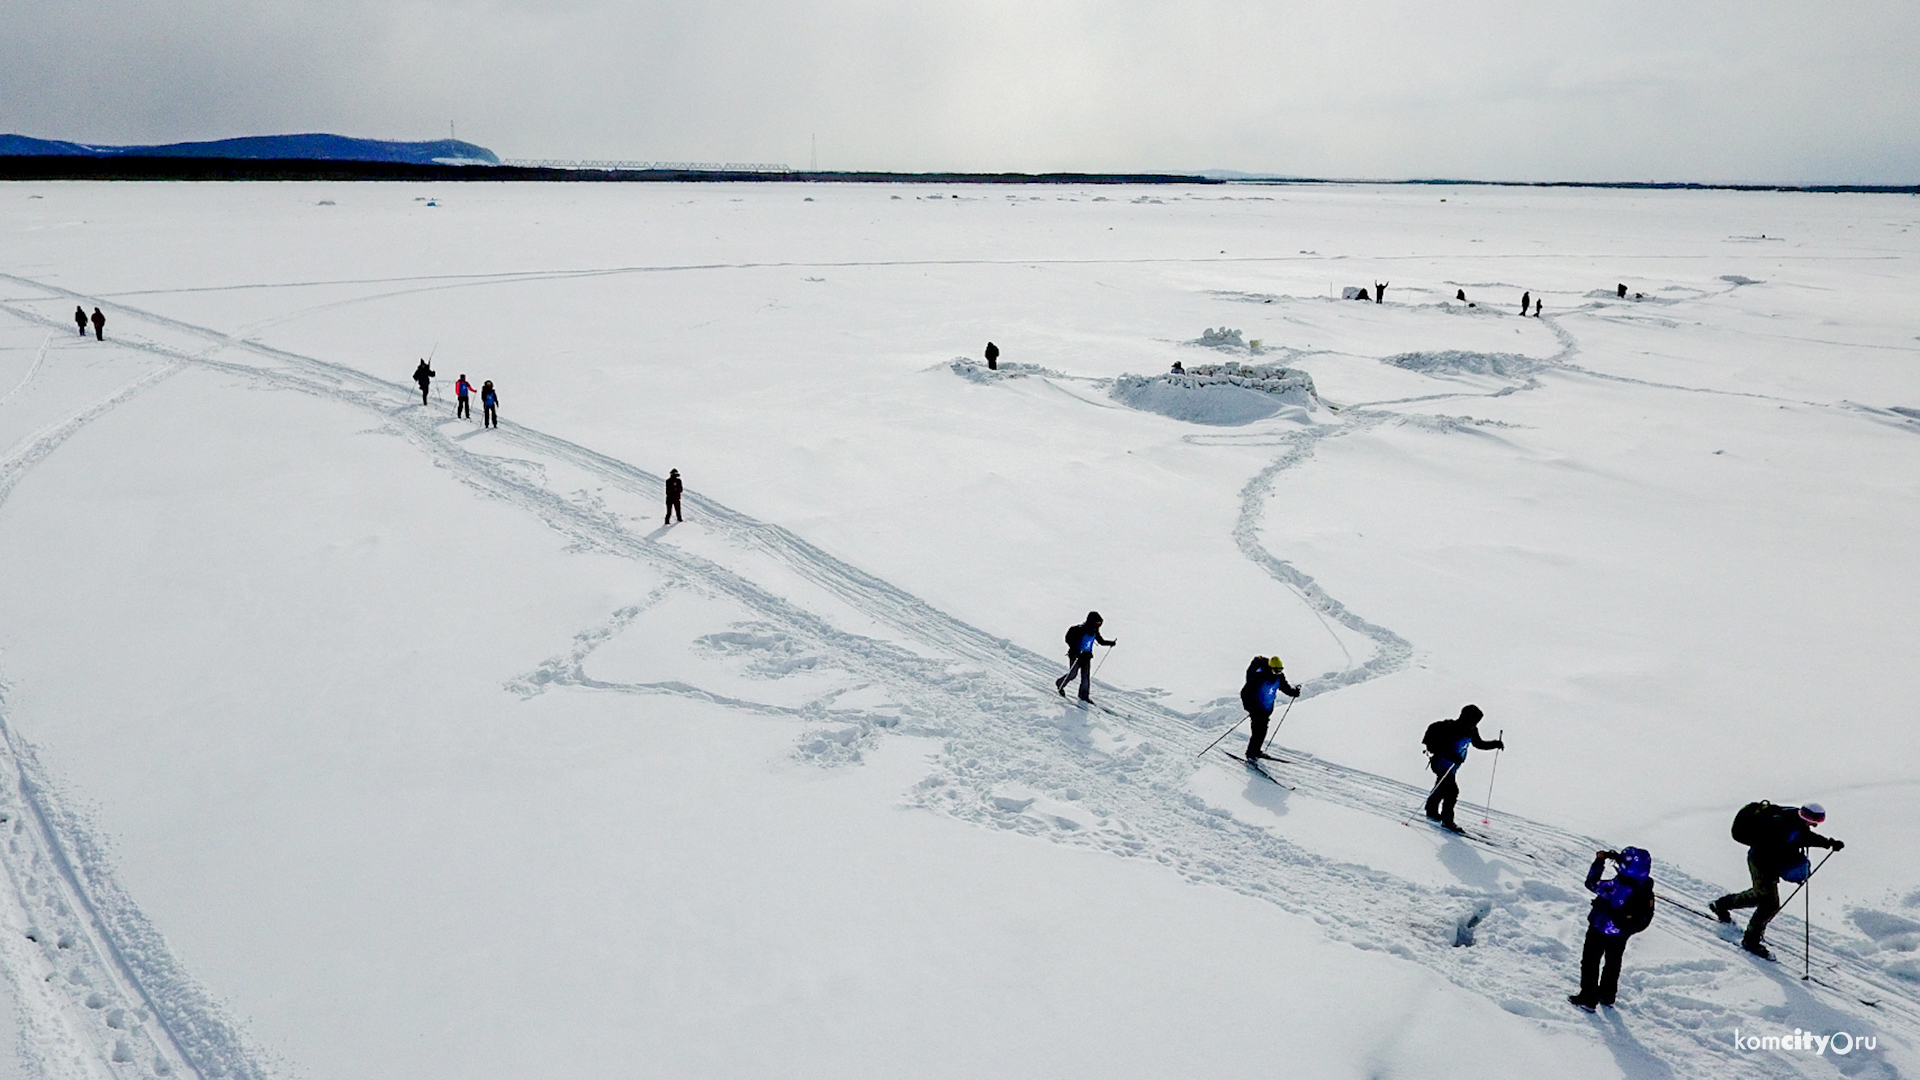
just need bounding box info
[1421,719,1454,756]
[1730,801,1777,846]
[1616,884,1656,936]
[1064,624,1080,649]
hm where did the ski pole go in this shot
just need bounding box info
[1482,729,1503,825]
[1093,643,1114,677]
[1198,715,1245,758]
[1262,694,1297,753]
[1777,848,1835,913]
[1804,862,1812,981]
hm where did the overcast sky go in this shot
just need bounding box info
[3,0,1917,181]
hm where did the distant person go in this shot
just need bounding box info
[1456,289,1466,302]
[73,305,87,336]
[1617,283,1627,298]
[1710,801,1843,959]
[1055,612,1115,702]
[1374,281,1388,304]
[1239,656,1299,761]
[984,341,1000,371]
[664,468,683,524]
[454,374,473,419]
[1519,291,1530,316]
[413,359,435,406]
[1421,704,1503,832]
[480,379,498,428]
[1534,298,1543,317]
[90,307,105,341]
[1569,848,1655,1010]
[1171,360,1185,374]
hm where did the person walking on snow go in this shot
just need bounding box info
[984,341,999,371]
[1519,291,1530,316]
[480,380,498,428]
[1239,656,1299,761]
[1422,704,1503,832]
[454,375,473,419]
[90,307,105,341]
[1055,612,1115,702]
[413,359,435,406]
[1569,847,1655,1010]
[73,306,87,336]
[1710,802,1843,959]
[664,468,683,524]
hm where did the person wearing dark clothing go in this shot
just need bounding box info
[1710,802,1843,958]
[1617,283,1628,299]
[1569,847,1655,1009]
[1519,291,1530,316]
[1171,361,1185,374]
[1534,298,1543,317]
[664,469,683,524]
[1054,612,1115,701]
[90,307,105,341]
[1239,656,1300,760]
[454,375,473,419]
[1422,704,1503,831]
[1455,289,1466,302]
[413,360,435,406]
[480,380,498,428]
[984,341,999,371]
[1374,282,1387,304]
[74,306,88,336]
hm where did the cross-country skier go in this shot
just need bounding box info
[90,307,105,341]
[1240,656,1299,762]
[664,468,683,524]
[413,359,435,406]
[480,380,498,428]
[1421,704,1503,832]
[1569,847,1655,1010]
[73,306,87,336]
[1054,612,1114,702]
[1710,802,1843,959]
[454,374,473,419]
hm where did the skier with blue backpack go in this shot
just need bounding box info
[1054,612,1115,702]
[1239,656,1300,762]
[1421,705,1504,832]
[1710,802,1843,959]
[1569,847,1656,1010]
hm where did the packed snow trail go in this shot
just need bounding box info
[0,276,1910,1079]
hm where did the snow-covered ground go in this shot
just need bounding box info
[0,180,1916,1079]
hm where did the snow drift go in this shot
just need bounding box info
[1110,362,1318,425]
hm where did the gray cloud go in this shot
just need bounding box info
[2,0,1916,180]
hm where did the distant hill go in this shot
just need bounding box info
[0,133,498,165]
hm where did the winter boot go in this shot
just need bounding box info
[1741,938,1773,961]
[1567,995,1597,1011]
[1709,898,1733,923]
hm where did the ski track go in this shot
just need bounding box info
[0,333,54,410]
[0,273,1911,1080]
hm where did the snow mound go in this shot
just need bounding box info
[1381,350,1543,380]
[1719,274,1763,286]
[1110,363,1318,426]
[948,358,1062,383]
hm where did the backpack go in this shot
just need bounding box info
[1730,801,1776,846]
[1064,625,1080,649]
[1421,719,1454,757]
[1616,884,1655,935]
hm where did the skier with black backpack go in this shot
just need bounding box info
[1239,656,1299,762]
[1421,705,1504,832]
[412,359,436,406]
[1569,847,1655,1010]
[1054,612,1114,702]
[1710,801,1843,959]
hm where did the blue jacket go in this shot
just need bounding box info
[1585,854,1655,937]
[1239,659,1299,713]
[1064,622,1112,657]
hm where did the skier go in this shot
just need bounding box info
[984,341,999,371]
[1421,704,1503,832]
[1569,847,1655,1010]
[413,359,435,406]
[1054,612,1115,702]
[1709,802,1843,959]
[1519,291,1530,316]
[664,468,683,524]
[1239,656,1299,761]
[73,305,87,336]
[90,307,105,341]
[454,374,473,419]
[480,380,498,428]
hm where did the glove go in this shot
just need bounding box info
[1287,688,1301,698]
[1491,740,1506,751]
[1831,840,1845,852]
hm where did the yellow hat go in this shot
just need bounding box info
[1269,656,1284,669]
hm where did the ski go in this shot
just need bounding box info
[1221,752,1295,790]
[1224,751,1291,766]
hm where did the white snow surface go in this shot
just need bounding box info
[0,181,1917,1079]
